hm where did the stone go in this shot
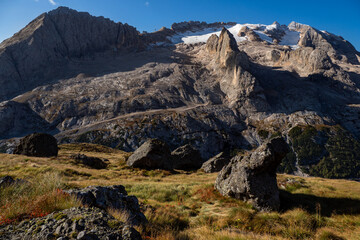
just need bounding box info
[65,185,147,226]
[13,133,58,157]
[0,176,14,188]
[122,225,142,240]
[215,137,289,211]
[237,26,262,42]
[127,139,172,170]
[171,144,203,170]
[70,154,108,169]
[201,152,231,173]
[206,34,219,53]
[0,207,143,240]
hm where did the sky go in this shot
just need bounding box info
[0,0,359,51]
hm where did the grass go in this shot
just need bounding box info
[1,143,360,239]
[0,173,80,225]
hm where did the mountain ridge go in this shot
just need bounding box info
[1,7,360,178]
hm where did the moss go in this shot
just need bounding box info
[54,213,67,221]
[107,220,122,229]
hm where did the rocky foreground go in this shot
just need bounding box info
[0,207,141,240]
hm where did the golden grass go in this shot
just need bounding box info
[0,173,81,224]
[1,143,360,239]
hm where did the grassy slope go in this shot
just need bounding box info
[0,143,360,240]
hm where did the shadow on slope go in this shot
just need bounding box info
[280,190,360,217]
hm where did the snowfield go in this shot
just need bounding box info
[169,22,301,49]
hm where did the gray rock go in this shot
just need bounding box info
[215,137,289,211]
[171,144,203,170]
[70,154,108,169]
[13,133,58,157]
[0,207,142,240]
[65,185,147,226]
[127,139,172,170]
[0,175,14,188]
[121,226,142,240]
[201,152,230,173]
[0,7,141,101]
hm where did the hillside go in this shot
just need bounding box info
[0,143,360,239]
[1,7,360,179]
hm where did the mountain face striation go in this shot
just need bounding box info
[1,7,360,178]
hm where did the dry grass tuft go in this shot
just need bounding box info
[0,173,81,225]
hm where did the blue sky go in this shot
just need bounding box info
[0,0,359,51]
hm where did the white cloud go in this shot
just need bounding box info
[145,1,150,7]
[34,0,39,2]
[49,0,57,5]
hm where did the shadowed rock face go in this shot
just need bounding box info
[171,144,203,170]
[13,133,58,157]
[126,139,172,170]
[215,137,289,211]
[201,152,231,173]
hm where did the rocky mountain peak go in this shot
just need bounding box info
[214,27,240,68]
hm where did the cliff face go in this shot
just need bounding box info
[0,7,140,101]
[1,7,360,177]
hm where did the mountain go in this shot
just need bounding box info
[1,7,360,178]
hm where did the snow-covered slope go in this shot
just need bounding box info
[169,22,301,49]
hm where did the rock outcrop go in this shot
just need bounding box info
[171,144,203,170]
[215,137,289,211]
[127,139,172,170]
[238,26,262,42]
[70,154,108,169]
[206,28,268,110]
[201,152,231,173]
[65,185,147,226]
[0,207,142,240]
[13,133,58,157]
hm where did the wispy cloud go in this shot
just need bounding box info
[49,0,57,5]
[145,1,150,7]
[34,0,39,2]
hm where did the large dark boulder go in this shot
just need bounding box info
[70,154,108,169]
[65,185,147,226]
[126,139,172,170]
[215,137,289,211]
[13,133,58,157]
[171,144,203,170]
[201,152,231,173]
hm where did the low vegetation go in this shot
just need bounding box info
[279,125,360,179]
[1,143,360,239]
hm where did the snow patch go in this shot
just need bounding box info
[169,22,301,49]
[280,30,301,49]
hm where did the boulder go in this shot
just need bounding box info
[0,207,142,240]
[201,152,231,173]
[0,176,15,188]
[215,137,289,211]
[171,144,203,170]
[13,133,58,157]
[65,185,147,226]
[127,139,172,170]
[70,154,108,169]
